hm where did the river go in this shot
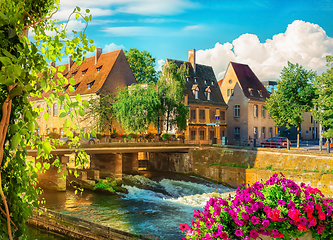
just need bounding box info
[28,172,234,240]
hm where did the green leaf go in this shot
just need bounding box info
[11,133,21,149]
[90,45,95,52]
[58,65,66,72]
[36,162,42,170]
[68,85,74,91]
[76,6,81,11]
[79,108,85,117]
[43,112,49,121]
[91,130,96,138]
[66,131,73,138]
[85,9,90,13]
[72,124,77,130]
[59,110,67,118]
[57,72,63,79]
[82,100,89,108]
[0,57,12,65]
[1,77,14,86]
[75,13,79,19]
[76,94,81,102]
[9,124,19,134]
[84,133,89,139]
[64,118,71,128]
[69,78,76,85]
[42,142,52,154]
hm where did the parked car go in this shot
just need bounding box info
[260,137,290,148]
[60,136,100,145]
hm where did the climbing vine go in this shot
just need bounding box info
[0,0,94,238]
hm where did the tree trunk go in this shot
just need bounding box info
[297,124,300,148]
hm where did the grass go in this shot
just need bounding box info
[211,163,253,169]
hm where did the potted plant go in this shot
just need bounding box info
[180,173,333,240]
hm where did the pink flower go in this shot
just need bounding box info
[179,223,189,231]
[250,216,259,225]
[235,230,243,237]
[220,232,228,239]
[249,230,259,239]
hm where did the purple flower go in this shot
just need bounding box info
[241,212,249,221]
[272,229,279,237]
[263,206,271,213]
[299,216,307,226]
[217,224,223,233]
[249,230,259,239]
[205,233,212,240]
[235,219,245,226]
[262,220,270,228]
[235,230,243,237]
[244,206,254,214]
[250,216,259,225]
[287,200,295,209]
[277,200,286,205]
[242,237,250,240]
[256,201,264,209]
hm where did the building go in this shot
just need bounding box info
[30,48,136,137]
[219,62,276,145]
[164,49,228,144]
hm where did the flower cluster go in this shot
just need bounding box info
[180,173,333,240]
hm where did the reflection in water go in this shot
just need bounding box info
[36,173,233,239]
[26,225,67,240]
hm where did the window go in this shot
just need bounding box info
[234,127,240,134]
[262,127,265,134]
[210,109,216,121]
[47,105,51,115]
[190,130,196,140]
[60,128,64,137]
[220,111,225,121]
[199,110,205,120]
[228,80,232,84]
[97,66,102,72]
[254,127,258,138]
[194,77,197,83]
[53,128,57,133]
[211,81,214,86]
[199,130,205,140]
[46,128,50,135]
[73,83,80,90]
[257,90,263,97]
[204,80,207,85]
[234,105,240,117]
[53,103,57,116]
[248,88,253,96]
[190,109,196,120]
[186,76,190,82]
[210,131,214,140]
[227,89,234,97]
[72,71,77,77]
[194,90,199,99]
[207,92,211,100]
[220,130,225,137]
[254,105,258,117]
[82,69,88,76]
[87,80,95,89]
[269,127,273,136]
[262,107,265,118]
[37,106,41,118]
[311,116,313,123]
[37,127,40,135]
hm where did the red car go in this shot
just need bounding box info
[260,137,290,148]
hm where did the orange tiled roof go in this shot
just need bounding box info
[30,49,122,101]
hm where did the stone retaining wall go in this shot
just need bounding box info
[27,208,149,240]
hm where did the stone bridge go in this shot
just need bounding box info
[27,145,194,191]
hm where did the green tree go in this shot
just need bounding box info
[124,48,158,84]
[312,56,333,145]
[265,62,317,148]
[158,60,189,132]
[0,1,94,238]
[114,84,161,133]
[84,93,116,134]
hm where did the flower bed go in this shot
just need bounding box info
[180,173,333,240]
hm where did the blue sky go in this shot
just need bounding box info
[54,0,333,81]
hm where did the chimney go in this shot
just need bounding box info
[95,48,102,64]
[68,56,73,70]
[188,49,196,73]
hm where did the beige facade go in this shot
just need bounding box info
[219,62,275,145]
[301,111,320,140]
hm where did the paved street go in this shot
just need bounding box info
[290,140,330,151]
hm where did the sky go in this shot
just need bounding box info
[53,0,333,81]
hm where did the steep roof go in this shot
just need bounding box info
[165,59,227,107]
[227,62,270,101]
[30,49,130,101]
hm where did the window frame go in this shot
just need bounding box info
[234,105,240,117]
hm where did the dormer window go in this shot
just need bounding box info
[204,80,207,85]
[211,81,214,86]
[72,71,77,77]
[194,77,198,83]
[257,90,263,97]
[82,69,88,76]
[97,66,102,73]
[87,80,95,89]
[205,86,212,101]
[73,83,80,90]
[248,88,253,96]
[63,85,69,92]
[186,76,190,82]
[192,84,199,100]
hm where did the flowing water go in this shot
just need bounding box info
[29,172,234,239]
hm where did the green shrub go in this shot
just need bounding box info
[94,177,117,193]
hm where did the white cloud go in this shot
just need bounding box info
[196,20,333,81]
[102,26,161,36]
[156,59,165,72]
[103,43,125,52]
[183,25,203,31]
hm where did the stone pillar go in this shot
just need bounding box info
[122,153,138,174]
[90,153,123,180]
[36,155,68,191]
